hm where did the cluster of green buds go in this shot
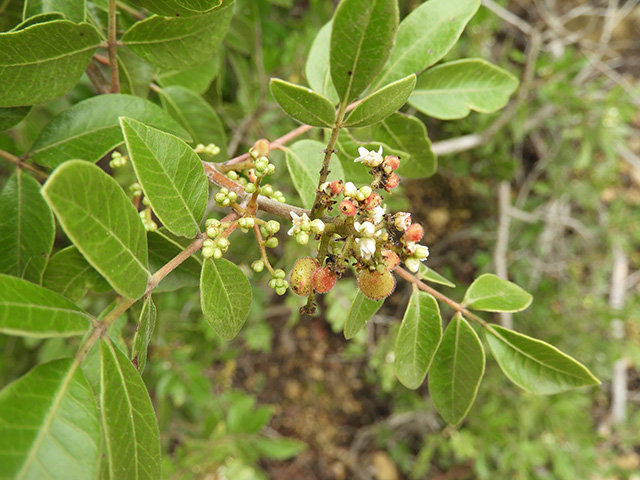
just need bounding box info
[129,182,142,197]
[237,216,255,233]
[287,212,325,245]
[139,209,157,232]
[201,237,230,259]
[109,151,128,168]
[214,187,238,207]
[254,156,276,177]
[268,269,289,296]
[194,143,221,157]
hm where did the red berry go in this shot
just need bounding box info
[357,269,396,300]
[339,200,356,216]
[290,257,319,296]
[312,266,337,293]
[404,223,424,242]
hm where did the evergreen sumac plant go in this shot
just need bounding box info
[0,0,600,478]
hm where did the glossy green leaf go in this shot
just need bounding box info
[0,358,101,480]
[41,161,149,299]
[330,0,398,103]
[485,324,601,394]
[156,57,220,95]
[132,0,221,16]
[101,340,161,480]
[29,94,190,169]
[132,296,156,373]
[120,117,208,238]
[285,139,344,209]
[122,1,234,70]
[270,78,336,128]
[373,0,480,90]
[418,263,455,288]
[305,21,338,105]
[394,290,442,389]
[0,106,30,131]
[23,0,86,22]
[429,313,484,424]
[343,74,416,128]
[463,273,532,312]
[409,59,519,120]
[0,170,54,283]
[0,20,100,107]
[344,289,383,339]
[43,246,111,303]
[157,85,228,159]
[0,273,93,337]
[148,230,201,293]
[200,257,252,340]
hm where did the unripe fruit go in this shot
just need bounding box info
[383,155,400,172]
[357,269,396,300]
[363,192,382,210]
[339,200,356,216]
[289,257,319,296]
[385,173,400,190]
[311,266,337,293]
[381,249,400,271]
[404,223,424,242]
[329,180,343,195]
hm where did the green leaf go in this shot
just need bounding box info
[343,74,416,128]
[0,358,101,480]
[344,289,383,339]
[101,340,161,480]
[372,0,480,90]
[330,0,398,103]
[148,230,201,292]
[23,0,86,23]
[463,273,532,312]
[200,257,252,340]
[253,437,307,461]
[270,78,336,128]
[368,113,436,178]
[429,313,484,425]
[156,56,221,94]
[0,273,93,337]
[285,139,344,209]
[409,59,519,120]
[0,20,100,107]
[131,0,221,16]
[29,94,191,169]
[157,85,228,159]
[132,296,156,374]
[394,290,442,389]
[43,246,111,303]
[305,21,338,105]
[0,106,30,131]
[41,161,149,299]
[118,47,155,99]
[120,117,208,238]
[122,1,234,70]
[11,12,65,31]
[0,170,54,283]
[417,263,455,288]
[485,324,601,394]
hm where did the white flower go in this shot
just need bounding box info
[310,219,325,234]
[415,245,429,260]
[369,206,385,224]
[405,258,420,272]
[343,181,357,197]
[393,212,411,231]
[288,211,310,236]
[356,237,376,259]
[404,241,416,254]
[354,146,384,167]
[354,221,375,238]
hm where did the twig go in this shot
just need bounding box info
[609,246,628,425]
[494,181,513,329]
[0,149,48,181]
[482,0,533,35]
[107,0,120,93]
[85,61,111,94]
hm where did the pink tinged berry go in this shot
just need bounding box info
[363,192,382,210]
[339,200,357,216]
[329,180,344,195]
[357,269,396,300]
[385,173,400,190]
[312,266,337,293]
[383,155,400,172]
[382,249,400,271]
[404,223,424,242]
[290,257,319,296]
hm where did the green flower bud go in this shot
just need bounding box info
[203,239,215,248]
[141,197,151,206]
[245,183,257,194]
[217,237,230,250]
[206,226,219,238]
[252,260,265,272]
[202,246,215,258]
[227,170,239,180]
[265,237,279,248]
[260,226,269,238]
[296,232,310,245]
[273,269,286,279]
[228,191,238,203]
[266,220,280,234]
[220,198,230,207]
[261,185,274,197]
[205,218,220,228]
[212,248,223,259]
[275,286,287,296]
[360,186,372,198]
[268,279,277,289]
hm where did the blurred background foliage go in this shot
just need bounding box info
[1,0,639,478]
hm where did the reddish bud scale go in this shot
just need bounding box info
[385,173,400,190]
[363,192,382,210]
[383,156,400,171]
[357,269,396,300]
[404,223,424,242]
[252,139,270,157]
[290,257,319,296]
[312,266,337,293]
[329,180,343,195]
[381,249,400,271]
[339,200,356,216]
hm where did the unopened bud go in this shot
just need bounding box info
[385,173,400,190]
[251,139,270,158]
[404,223,424,242]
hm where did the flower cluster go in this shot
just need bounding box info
[287,212,324,245]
